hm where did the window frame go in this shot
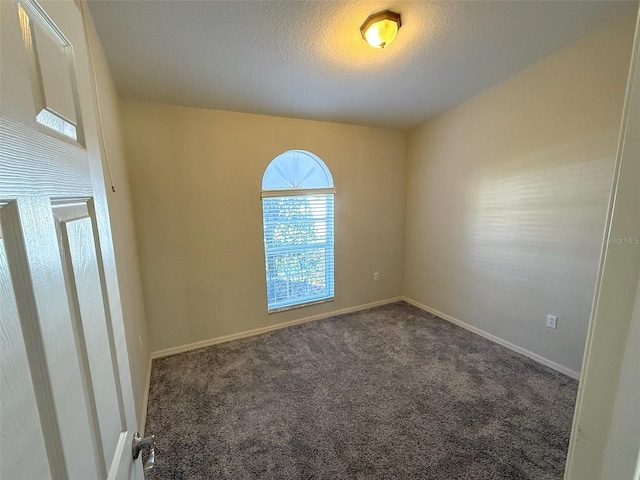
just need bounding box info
[261,152,335,314]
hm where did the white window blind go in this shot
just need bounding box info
[262,150,335,313]
[262,193,334,312]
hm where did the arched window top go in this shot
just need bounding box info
[262,150,333,191]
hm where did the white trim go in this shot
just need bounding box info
[105,432,127,480]
[268,296,334,314]
[139,356,152,435]
[565,13,640,478]
[150,297,403,360]
[403,297,580,379]
[261,188,335,198]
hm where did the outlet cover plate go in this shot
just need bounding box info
[546,314,558,329]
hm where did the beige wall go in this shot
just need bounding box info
[115,12,634,390]
[403,17,635,375]
[85,11,150,430]
[120,102,407,353]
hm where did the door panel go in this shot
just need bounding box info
[55,201,126,474]
[0,0,37,126]
[0,218,51,480]
[1,198,97,480]
[0,0,143,478]
[17,0,81,141]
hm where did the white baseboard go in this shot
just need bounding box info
[150,297,403,360]
[140,356,152,435]
[402,297,580,380]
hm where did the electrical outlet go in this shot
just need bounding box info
[373,272,379,281]
[138,335,143,349]
[546,315,558,329]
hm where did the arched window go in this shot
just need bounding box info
[261,150,335,313]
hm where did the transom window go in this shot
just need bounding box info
[261,150,335,313]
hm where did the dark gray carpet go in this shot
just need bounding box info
[145,302,577,479]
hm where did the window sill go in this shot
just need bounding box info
[267,297,334,314]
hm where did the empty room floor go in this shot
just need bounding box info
[145,302,577,479]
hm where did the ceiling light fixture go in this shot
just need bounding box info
[360,10,401,49]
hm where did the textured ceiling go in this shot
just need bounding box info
[89,0,637,130]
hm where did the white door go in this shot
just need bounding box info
[0,0,144,479]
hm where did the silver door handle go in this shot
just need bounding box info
[132,432,156,473]
[144,446,156,474]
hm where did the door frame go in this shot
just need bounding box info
[564,5,640,479]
